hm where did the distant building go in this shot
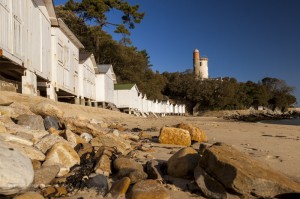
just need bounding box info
[193,49,208,79]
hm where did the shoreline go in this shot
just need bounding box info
[1,91,300,184]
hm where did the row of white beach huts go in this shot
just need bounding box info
[0,0,185,116]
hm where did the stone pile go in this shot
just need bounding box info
[1,101,300,199]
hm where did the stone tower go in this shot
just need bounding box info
[193,49,208,79]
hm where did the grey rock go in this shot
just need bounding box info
[16,114,45,130]
[43,116,60,130]
[0,141,34,195]
[86,174,108,195]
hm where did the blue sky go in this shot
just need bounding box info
[54,0,300,105]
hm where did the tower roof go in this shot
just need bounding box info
[194,49,199,52]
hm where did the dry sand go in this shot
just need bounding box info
[1,91,300,183]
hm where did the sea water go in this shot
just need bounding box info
[259,118,300,126]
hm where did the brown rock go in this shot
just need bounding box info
[76,143,93,157]
[91,133,131,155]
[30,101,64,119]
[94,154,111,176]
[42,186,67,198]
[194,164,227,199]
[34,165,60,186]
[159,127,191,146]
[177,123,207,142]
[43,142,80,177]
[167,147,200,178]
[34,134,69,154]
[130,180,170,199]
[128,170,148,184]
[32,160,41,171]
[13,192,44,199]
[110,177,131,198]
[146,160,163,180]
[48,127,61,135]
[199,142,300,198]
[109,124,126,132]
[65,129,86,147]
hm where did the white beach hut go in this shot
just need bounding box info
[50,18,84,101]
[95,64,117,107]
[78,52,97,104]
[0,0,58,96]
[114,83,140,114]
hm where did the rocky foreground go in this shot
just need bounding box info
[0,99,300,199]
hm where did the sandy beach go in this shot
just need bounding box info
[1,91,300,185]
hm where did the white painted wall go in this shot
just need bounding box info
[51,26,79,95]
[114,85,139,110]
[79,57,96,100]
[95,66,115,104]
[0,0,52,80]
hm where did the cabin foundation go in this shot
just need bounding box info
[22,70,37,96]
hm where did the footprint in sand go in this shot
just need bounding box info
[266,155,283,162]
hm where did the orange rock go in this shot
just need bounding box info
[177,123,207,142]
[159,127,191,146]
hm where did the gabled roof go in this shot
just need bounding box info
[58,18,84,49]
[114,83,138,91]
[97,64,117,83]
[44,0,58,26]
[79,52,98,73]
[98,64,111,73]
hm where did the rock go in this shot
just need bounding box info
[0,141,34,195]
[6,141,45,161]
[109,124,126,132]
[42,186,67,198]
[109,177,131,198]
[48,127,61,135]
[91,133,131,155]
[35,134,69,154]
[128,170,148,184]
[159,127,191,146]
[138,131,152,139]
[194,165,227,199]
[163,175,199,192]
[75,143,93,157]
[65,129,86,147]
[199,143,209,155]
[86,174,108,195]
[33,165,60,186]
[113,157,147,183]
[63,117,100,135]
[16,114,45,130]
[43,116,60,130]
[0,106,16,117]
[32,160,41,170]
[13,192,44,199]
[0,123,7,133]
[199,142,300,198]
[113,157,144,176]
[130,179,170,199]
[177,123,207,142]
[94,146,116,176]
[30,101,64,119]
[167,147,200,178]
[146,160,163,180]
[43,142,80,177]
[94,154,111,176]
[15,129,49,144]
[80,132,93,143]
[0,133,33,146]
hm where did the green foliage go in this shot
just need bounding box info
[162,73,296,112]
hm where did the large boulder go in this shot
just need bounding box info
[177,123,207,142]
[30,101,64,119]
[159,127,191,146]
[0,141,34,195]
[16,114,45,131]
[167,147,199,178]
[130,180,170,199]
[198,142,300,198]
[34,134,69,154]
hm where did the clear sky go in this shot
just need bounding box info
[54,0,300,105]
